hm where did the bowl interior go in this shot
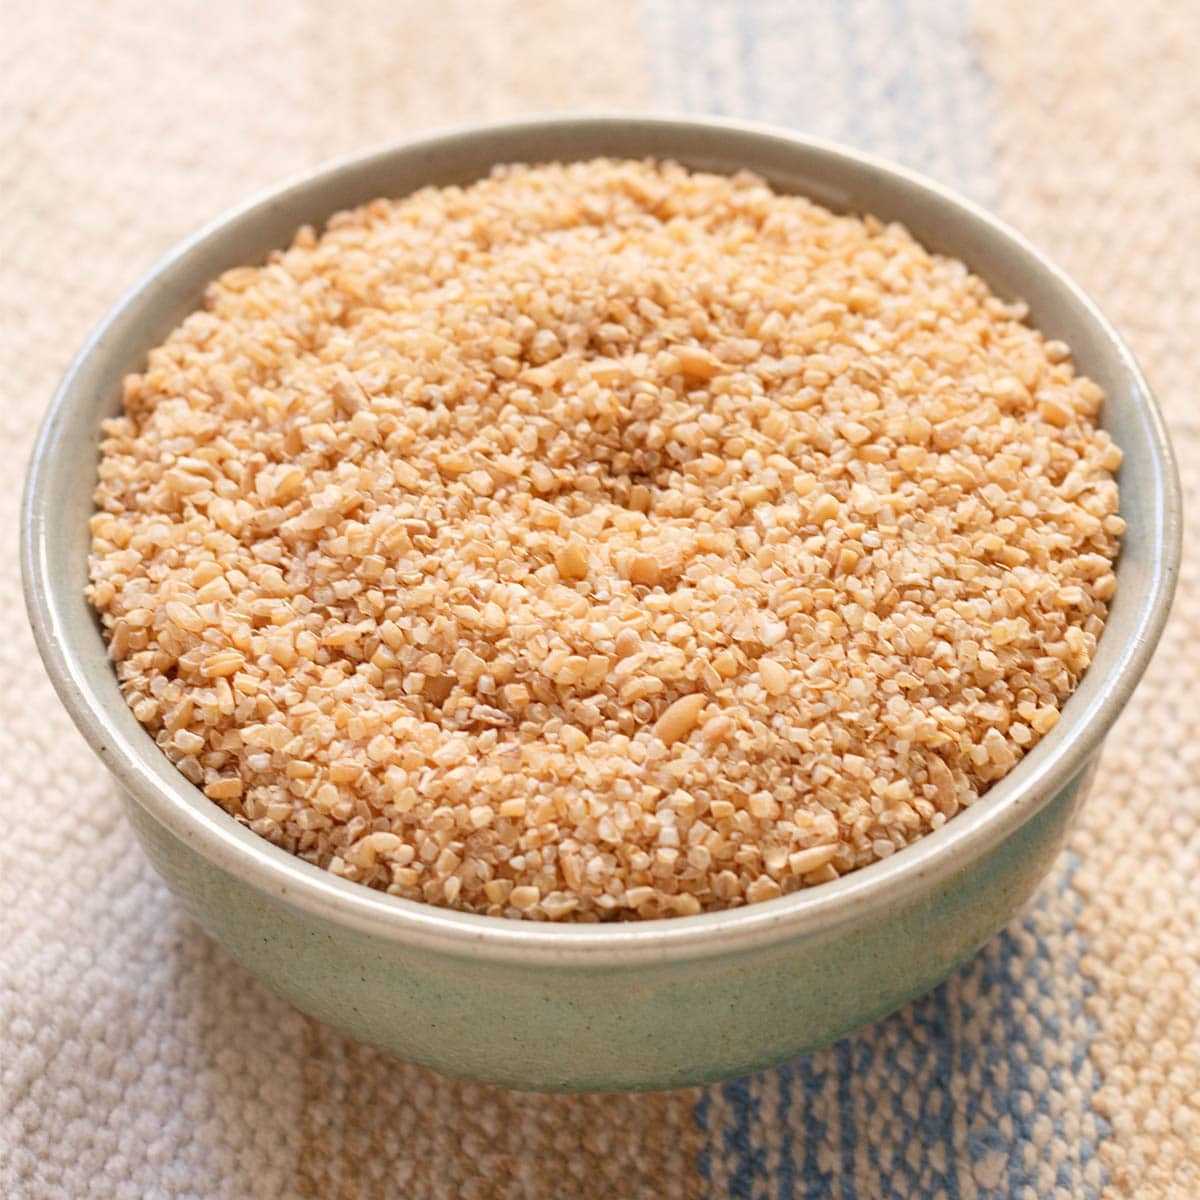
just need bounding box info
[22,116,1181,956]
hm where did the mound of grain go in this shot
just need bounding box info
[88,159,1122,920]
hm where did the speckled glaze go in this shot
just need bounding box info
[22,117,1181,1092]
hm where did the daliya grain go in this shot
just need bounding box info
[87,159,1122,921]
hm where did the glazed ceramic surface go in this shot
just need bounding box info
[22,117,1180,1091]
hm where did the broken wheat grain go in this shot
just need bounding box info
[87,159,1122,920]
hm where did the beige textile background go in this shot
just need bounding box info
[1,2,1196,1197]
[977,7,1200,1195]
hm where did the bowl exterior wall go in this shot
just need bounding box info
[120,759,1094,1091]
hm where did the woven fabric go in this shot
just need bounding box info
[1,2,1196,1196]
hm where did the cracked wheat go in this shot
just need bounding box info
[87,159,1123,920]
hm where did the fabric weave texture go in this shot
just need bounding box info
[1,2,1196,1197]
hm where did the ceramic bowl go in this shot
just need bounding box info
[21,116,1181,1092]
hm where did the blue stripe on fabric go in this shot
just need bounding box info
[1066,848,1111,1192]
[774,1051,837,1200]
[695,1087,712,1185]
[871,1004,916,1198]
[777,1061,797,1200]
[697,0,726,116]
[885,0,927,170]
[955,850,1106,1198]
[721,1072,764,1198]
[1064,849,1109,1197]
[830,1,869,148]
[799,1051,832,1200]
[854,1036,879,1196]
[835,1039,857,1200]
[934,983,961,1200]
[735,0,761,118]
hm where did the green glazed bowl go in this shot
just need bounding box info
[21,116,1181,1092]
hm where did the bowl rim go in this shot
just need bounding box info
[21,113,1183,967]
